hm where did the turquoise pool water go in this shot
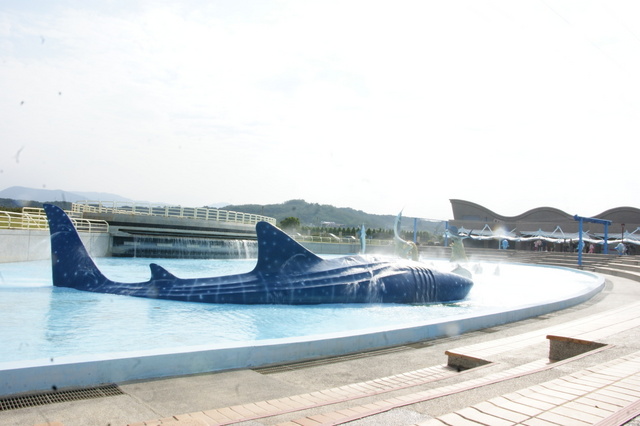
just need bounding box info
[0,257,601,363]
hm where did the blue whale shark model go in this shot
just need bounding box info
[43,204,473,304]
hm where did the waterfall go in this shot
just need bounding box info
[223,240,257,259]
[125,236,258,259]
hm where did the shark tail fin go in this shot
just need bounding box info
[43,204,108,288]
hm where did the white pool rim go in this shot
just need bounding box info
[0,264,605,397]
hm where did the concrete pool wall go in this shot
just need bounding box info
[0,229,110,263]
[0,267,604,397]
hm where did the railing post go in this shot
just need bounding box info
[444,221,449,248]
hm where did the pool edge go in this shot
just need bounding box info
[0,268,605,397]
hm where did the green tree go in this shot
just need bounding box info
[279,216,300,230]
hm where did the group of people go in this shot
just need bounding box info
[529,239,634,255]
[616,242,630,255]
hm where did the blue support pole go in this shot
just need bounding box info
[413,218,418,243]
[573,215,612,266]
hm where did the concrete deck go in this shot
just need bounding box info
[2,272,640,426]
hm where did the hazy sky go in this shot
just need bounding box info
[2,1,639,220]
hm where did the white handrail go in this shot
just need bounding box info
[293,235,393,246]
[72,201,277,226]
[0,211,47,230]
[0,208,109,233]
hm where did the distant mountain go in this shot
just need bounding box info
[0,186,133,203]
[208,201,232,209]
[220,199,445,233]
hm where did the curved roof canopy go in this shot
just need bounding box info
[449,200,640,245]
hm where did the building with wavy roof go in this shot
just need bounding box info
[448,199,640,251]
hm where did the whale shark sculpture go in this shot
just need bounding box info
[43,204,473,305]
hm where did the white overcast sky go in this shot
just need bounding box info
[1,0,639,220]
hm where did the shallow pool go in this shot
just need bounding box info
[0,257,601,362]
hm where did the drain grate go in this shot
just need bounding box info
[0,384,125,411]
[254,346,415,374]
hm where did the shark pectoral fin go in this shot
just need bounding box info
[451,264,472,279]
[149,263,178,280]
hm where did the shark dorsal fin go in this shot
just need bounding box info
[150,263,178,280]
[253,222,322,274]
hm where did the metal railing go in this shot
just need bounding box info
[0,210,48,230]
[0,208,109,233]
[72,201,277,226]
[293,234,394,246]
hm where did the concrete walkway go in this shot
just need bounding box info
[2,272,640,426]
